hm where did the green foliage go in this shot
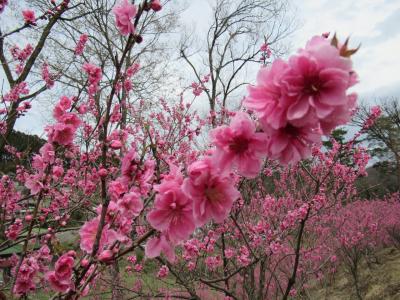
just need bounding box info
[323,128,348,150]
[0,130,45,173]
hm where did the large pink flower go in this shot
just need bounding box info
[244,59,292,130]
[210,112,268,178]
[147,165,195,242]
[282,36,355,128]
[113,0,137,36]
[265,123,321,165]
[54,254,74,279]
[182,158,240,226]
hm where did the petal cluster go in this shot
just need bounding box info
[244,35,358,164]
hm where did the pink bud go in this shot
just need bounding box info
[98,250,114,263]
[151,0,162,11]
[25,215,33,222]
[81,259,89,267]
[98,168,108,177]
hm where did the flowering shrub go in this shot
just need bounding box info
[0,1,398,299]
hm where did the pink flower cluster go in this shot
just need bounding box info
[157,265,169,278]
[83,63,102,98]
[6,218,22,240]
[146,158,240,260]
[74,34,88,55]
[210,112,268,178]
[113,0,137,36]
[148,165,195,243]
[46,96,81,146]
[10,44,33,62]
[244,36,358,164]
[362,105,381,130]
[42,63,55,88]
[3,82,29,102]
[46,252,75,292]
[13,258,39,296]
[260,42,272,62]
[22,10,36,24]
[10,44,33,74]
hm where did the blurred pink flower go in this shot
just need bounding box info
[145,235,175,262]
[22,10,35,24]
[113,0,137,35]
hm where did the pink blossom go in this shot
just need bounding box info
[224,248,235,259]
[42,63,54,88]
[145,235,175,262]
[98,250,114,263]
[25,175,43,195]
[59,96,72,110]
[265,123,321,165]
[48,123,75,146]
[83,63,102,85]
[79,218,120,254]
[54,254,74,279]
[46,271,72,292]
[75,34,88,55]
[117,192,143,218]
[22,10,36,24]
[52,166,64,179]
[98,168,108,177]
[110,139,122,149]
[6,219,22,240]
[14,258,38,295]
[210,112,268,178]
[113,0,137,36]
[182,158,240,226]
[60,113,81,129]
[108,179,128,201]
[147,164,195,242]
[282,36,355,128]
[244,59,291,130]
[157,265,169,278]
[3,82,29,102]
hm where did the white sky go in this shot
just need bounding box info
[5,0,400,135]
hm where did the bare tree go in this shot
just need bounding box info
[0,1,91,153]
[180,0,295,126]
[28,0,183,128]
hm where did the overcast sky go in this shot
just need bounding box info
[8,0,400,135]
